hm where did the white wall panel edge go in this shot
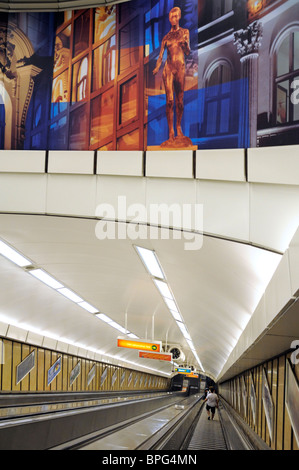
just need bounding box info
[248,145,299,185]
[6,324,28,342]
[48,150,94,175]
[0,320,9,337]
[78,347,88,358]
[56,341,70,353]
[42,336,58,350]
[68,344,79,356]
[26,331,44,347]
[146,150,193,179]
[97,150,144,177]
[0,150,46,173]
[195,148,246,182]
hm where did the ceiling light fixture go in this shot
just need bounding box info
[78,301,99,314]
[169,309,183,323]
[96,313,112,323]
[95,313,135,336]
[164,297,178,312]
[176,321,192,341]
[153,279,173,299]
[0,240,32,267]
[135,246,165,279]
[57,287,83,303]
[29,268,64,289]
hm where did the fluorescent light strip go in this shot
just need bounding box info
[96,313,112,323]
[29,269,64,289]
[78,301,99,314]
[176,321,192,341]
[0,240,142,348]
[29,270,99,315]
[153,279,173,299]
[0,240,32,267]
[135,246,165,279]
[57,287,83,303]
[170,309,183,323]
[135,246,205,373]
[0,239,101,315]
[164,297,178,312]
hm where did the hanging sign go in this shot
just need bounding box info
[176,367,191,374]
[117,338,161,352]
[185,372,199,378]
[139,351,172,362]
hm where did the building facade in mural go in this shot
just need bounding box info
[0,22,41,149]
[0,0,298,152]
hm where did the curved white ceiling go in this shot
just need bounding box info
[0,213,281,380]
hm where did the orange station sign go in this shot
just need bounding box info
[117,338,161,352]
[138,351,172,362]
[185,372,199,378]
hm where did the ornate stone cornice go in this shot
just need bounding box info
[234,21,263,58]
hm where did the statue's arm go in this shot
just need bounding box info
[181,29,190,56]
[153,38,166,75]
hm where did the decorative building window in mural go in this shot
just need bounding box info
[73,10,90,57]
[205,63,232,136]
[49,116,67,149]
[69,104,88,149]
[51,70,69,118]
[119,75,138,126]
[92,36,116,90]
[90,89,114,146]
[72,56,88,102]
[94,6,116,44]
[119,19,140,74]
[117,127,139,150]
[54,26,71,74]
[275,31,299,125]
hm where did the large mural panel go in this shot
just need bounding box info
[0,0,298,151]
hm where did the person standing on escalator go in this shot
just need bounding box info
[204,387,219,420]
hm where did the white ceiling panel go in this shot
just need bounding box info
[0,213,282,379]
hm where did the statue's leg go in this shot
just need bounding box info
[174,68,185,137]
[163,67,175,141]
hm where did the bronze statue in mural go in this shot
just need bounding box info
[153,7,193,148]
